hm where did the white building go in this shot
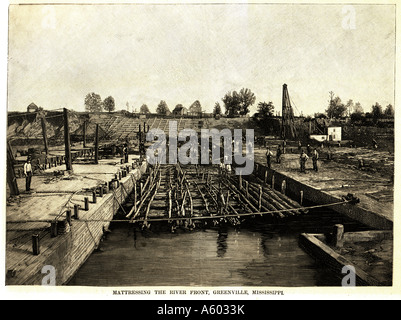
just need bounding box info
[310,127,342,142]
[327,127,342,141]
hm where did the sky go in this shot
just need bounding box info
[6,3,396,116]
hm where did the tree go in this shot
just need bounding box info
[238,88,256,115]
[257,101,275,119]
[103,96,115,113]
[345,99,354,117]
[189,100,202,114]
[354,102,364,114]
[213,102,222,117]
[84,93,103,112]
[140,104,150,114]
[384,104,394,118]
[222,90,241,117]
[222,88,256,117]
[350,102,364,123]
[371,102,383,122]
[255,101,278,135]
[314,112,328,119]
[326,94,347,118]
[156,100,170,115]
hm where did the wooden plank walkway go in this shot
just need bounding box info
[6,154,141,284]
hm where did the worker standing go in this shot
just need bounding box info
[276,145,282,164]
[123,143,129,163]
[307,144,312,155]
[300,150,309,173]
[266,147,273,169]
[24,155,33,192]
[312,148,319,172]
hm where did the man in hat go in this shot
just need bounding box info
[24,155,33,192]
[300,150,309,173]
[123,143,129,163]
[266,147,273,169]
[276,145,282,164]
[307,144,312,156]
[312,148,319,172]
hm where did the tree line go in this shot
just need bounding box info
[84,93,116,113]
[325,91,394,123]
[84,87,260,117]
[84,89,393,125]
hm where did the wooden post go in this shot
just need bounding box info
[6,141,19,196]
[258,186,263,211]
[66,210,72,226]
[271,174,275,190]
[63,108,72,170]
[32,234,40,255]
[281,180,286,194]
[94,124,99,165]
[333,224,345,248]
[83,120,87,148]
[84,197,89,211]
[50,221,58,238]
[225,191,230,211]
[99,185,104,197]
[134,178,137,213]
[92,190,97,203]
[40,117,49,155]
[104,183,109,194]
[300,190,304,206]
[264,170,268,185]
[74,204,79,219]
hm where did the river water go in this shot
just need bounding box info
[68,208,369,287]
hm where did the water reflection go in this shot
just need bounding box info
[69,211,363,287]
[260,233,274,258]
[217,226,228,258]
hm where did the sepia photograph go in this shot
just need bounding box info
[2,0,400,300]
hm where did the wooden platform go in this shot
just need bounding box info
[6,154,144,285]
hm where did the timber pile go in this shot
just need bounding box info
[125,163,307,231]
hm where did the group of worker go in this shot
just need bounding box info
[265,142,319,173]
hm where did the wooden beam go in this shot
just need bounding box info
[63,108,72,170]
[6,141,19,196]
[83,120,87,148]
[94,124,99,164]
[40,117,49,155]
